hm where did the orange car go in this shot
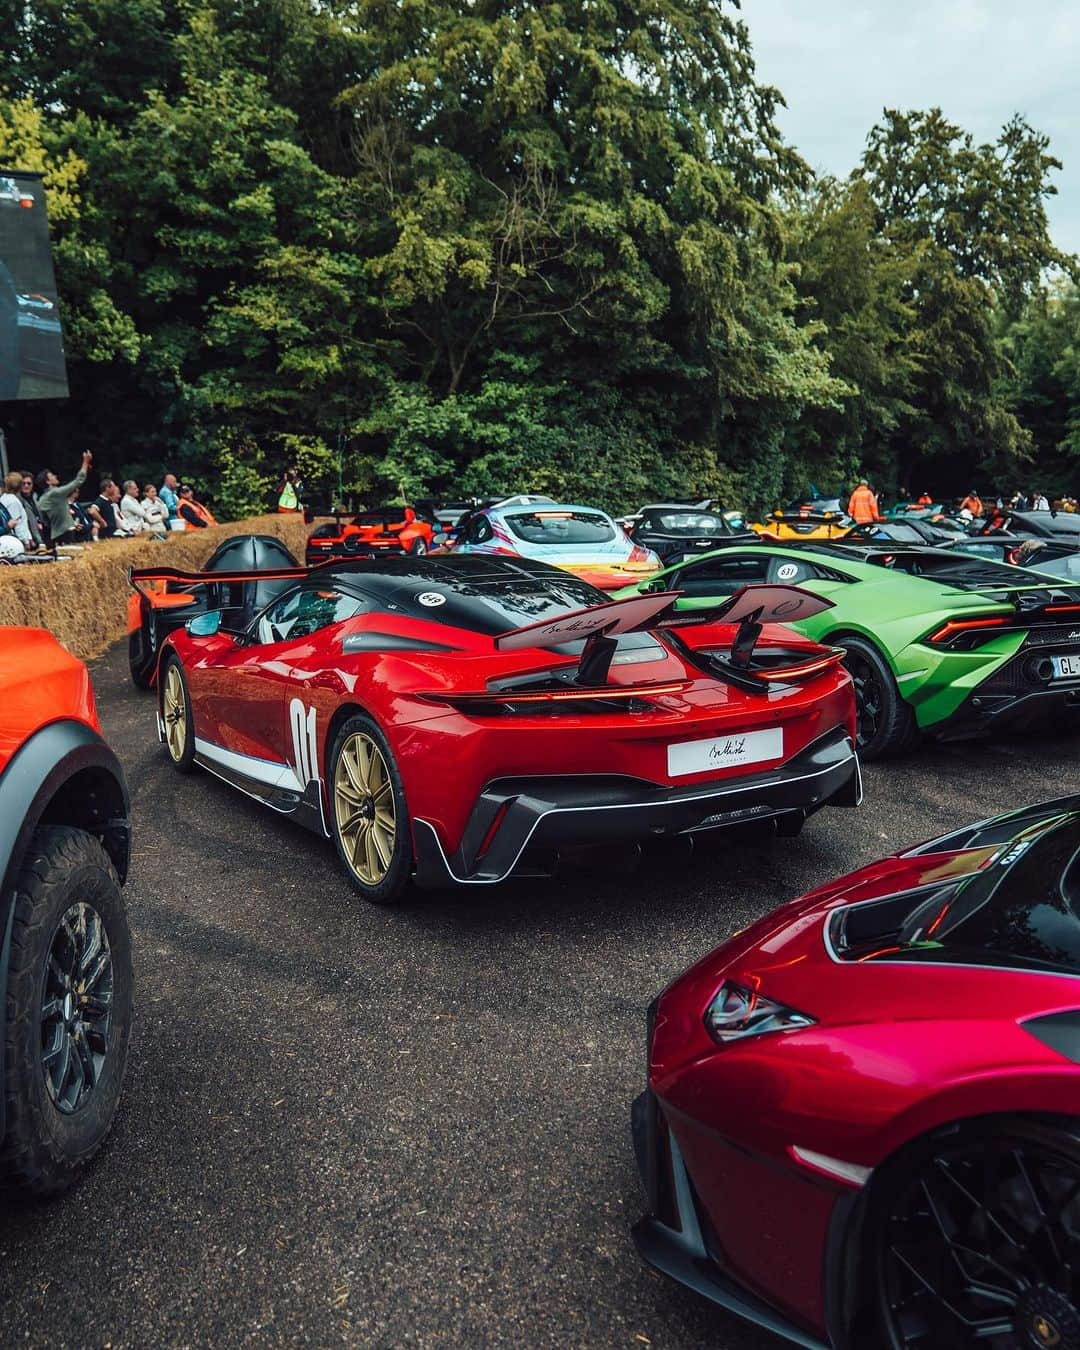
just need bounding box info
[305,505,436,567]
[0,628,132,1192]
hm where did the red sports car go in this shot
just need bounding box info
[305,505,436,566]
[133,555,860,904]
[634,796,1080,1350]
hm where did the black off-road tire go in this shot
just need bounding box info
[0,827,133,1195]
[329,713,414,905]
[838,636,920,761]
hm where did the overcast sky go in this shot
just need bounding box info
[744,0,1080,256]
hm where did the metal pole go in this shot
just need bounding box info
[0,427,8,480]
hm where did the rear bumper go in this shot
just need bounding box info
[411,728,860,886]
[631,1090,830,1350]
[941,650,1080,738]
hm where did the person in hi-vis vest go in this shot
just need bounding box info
[277,467,303,512]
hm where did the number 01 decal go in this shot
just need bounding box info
[289,698,319,786]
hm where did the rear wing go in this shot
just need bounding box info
[130,565,308,599]
[493,584,834,652]
[493,585,836,688]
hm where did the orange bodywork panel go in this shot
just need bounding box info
[0,628,99,770]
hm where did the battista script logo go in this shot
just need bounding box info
[709,737,748,761]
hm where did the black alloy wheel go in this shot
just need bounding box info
[838,636,918,760]
[410,537,428,556]
[872,1120,1080,1350]
[0,826,133,1194]
[41,901,114,1113]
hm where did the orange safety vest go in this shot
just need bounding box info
[961,494,983,517]
[847,486,880,524]
[178,499,217,528]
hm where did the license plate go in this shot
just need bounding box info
[667,727,783,777]
[1052,654,1080,679]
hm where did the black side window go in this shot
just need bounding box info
[671,554,769,597]
[765,556,820,585]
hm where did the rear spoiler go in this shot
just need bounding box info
[767,511,846,526]
[494,585,835,687]
[130,565,308,598]
[493,585,834,652]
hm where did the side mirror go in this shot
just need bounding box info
[188,609,224,637]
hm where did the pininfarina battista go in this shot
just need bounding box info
[131,555,860,903]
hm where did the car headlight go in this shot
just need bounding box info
[704,981,816,1043]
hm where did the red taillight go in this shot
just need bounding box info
[19,198,32,209]
[421,680,691,706]
[924,616,1009,646]
[752,651,845,682]
[1045,603,1080,615]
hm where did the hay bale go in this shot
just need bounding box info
[0,513,310,660]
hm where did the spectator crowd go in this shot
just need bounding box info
[0,452,217,559]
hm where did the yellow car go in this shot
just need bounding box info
[749,507,853,541]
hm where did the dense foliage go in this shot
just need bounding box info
[0,1,1076,515]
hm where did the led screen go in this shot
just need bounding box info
[0,170,68,400]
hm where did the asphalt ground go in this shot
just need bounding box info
[2,641,1079,1349]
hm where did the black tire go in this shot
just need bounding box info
[160,654,196,772]
[409,537,428,556]
[865,1116,1080,1350]
[0,827,133,1195]
[838,636,919,761]
[328,713,413,904]
[128,601,156,690]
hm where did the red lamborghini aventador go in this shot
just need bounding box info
[131,555,860,903]
[634,796,1080,1350]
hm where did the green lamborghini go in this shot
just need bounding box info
[613,539,1080,758]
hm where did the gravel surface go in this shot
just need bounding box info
[2,640,1078,1348]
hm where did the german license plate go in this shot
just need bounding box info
[1052,654,1080,680]
[667,727,783,777]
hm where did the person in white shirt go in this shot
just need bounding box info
[142,483,169,532]
[119,480,165,537]
[0,471,37,549]
[1031,490,1050,512]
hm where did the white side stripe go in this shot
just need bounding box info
[193,737,303,793]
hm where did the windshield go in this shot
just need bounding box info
[831,812,1080,976]
[1031,553,1080,582]
[644,512,728,536]
[505,510,616,546]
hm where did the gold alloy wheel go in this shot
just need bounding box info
[163,664,187,761]
[334,732,396,885]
